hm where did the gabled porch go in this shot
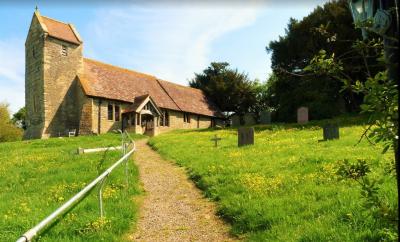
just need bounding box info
[122,94,162,136]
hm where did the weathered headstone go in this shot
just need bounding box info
[244,113,256,126]
[297,107,309,124]
[238,127,254,147]
[231,115,240,126]
[260,110,271,124]
[323,124,339,140]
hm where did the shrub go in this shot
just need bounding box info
[0,103,23,142]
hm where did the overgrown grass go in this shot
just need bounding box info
[0,133,144,241]
[149,116,397,241]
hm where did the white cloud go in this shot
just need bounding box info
[84,5,262,85]
[0,39,25,114]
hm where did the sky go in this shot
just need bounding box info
[0,0,329,114]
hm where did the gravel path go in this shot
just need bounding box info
[131,139,236,242]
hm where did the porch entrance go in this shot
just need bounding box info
[141,114,154,135]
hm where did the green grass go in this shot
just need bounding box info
[0,133,144,242]
[149,116,398,241]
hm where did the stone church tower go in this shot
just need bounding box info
[24,10,83,138]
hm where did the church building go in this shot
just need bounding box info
[24,10,223,139]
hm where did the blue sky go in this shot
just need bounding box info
[0,1,328,114]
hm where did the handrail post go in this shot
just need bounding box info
[16,141,136,242]
[98,175,108,218]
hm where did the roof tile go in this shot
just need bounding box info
[41,16,80,45]
[81,58,222,117]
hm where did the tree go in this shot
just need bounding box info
[265,0,380,122]
[304,33,398,241]
[12,106,26,130]
[190,62,258,123]
[0,103,23,142]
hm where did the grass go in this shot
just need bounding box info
[149,116,398,241]
[0,133,144,242]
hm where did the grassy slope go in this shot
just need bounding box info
[0,133,144,242]
[149,117,397,241]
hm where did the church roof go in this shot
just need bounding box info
[39,15,81,45]
[80,58,222,118]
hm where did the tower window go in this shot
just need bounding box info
[107,103,113,120]
[32,47,36,59]
[61,45,68,56]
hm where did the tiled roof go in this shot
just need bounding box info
[157,80,222,117]
[80,58,222,117]
[40,16,81,45]
[123,94,149,113]
[81,58,179,110]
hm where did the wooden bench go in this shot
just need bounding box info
[68,129,76,137]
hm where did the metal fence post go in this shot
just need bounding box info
[98,176,108,218]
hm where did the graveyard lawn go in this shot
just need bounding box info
[0,133,144,242]
[149,116,397,241]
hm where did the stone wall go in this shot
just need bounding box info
[24,14,45,139]
[76,82,93,134]
[158,109,213,134]
[42,36,83,137]
[91,98,130,134]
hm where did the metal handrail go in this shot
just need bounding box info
[16,131,135,242]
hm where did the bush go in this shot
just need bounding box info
[0,103,23,142]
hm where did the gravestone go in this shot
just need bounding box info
[297,107,309,124]
[231,115,240,126]
[323,124,339,140]
[238,127,254,147]
[260,110,271,124]
[244,113,256,126]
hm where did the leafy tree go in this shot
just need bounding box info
[265,0,380,121]
[304,30,398,240]
[190,62,258,123]
[12,106,26,130]
[0,103,23,142]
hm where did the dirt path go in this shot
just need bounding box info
[130,139,236,242]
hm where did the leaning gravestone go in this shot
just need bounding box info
[323,124,339,140]
[260,110,271,124]
[238,127,254,147]
[297,107,309,124]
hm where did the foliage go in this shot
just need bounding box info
[353,71,398,154]
[336,159,398,241]
[149,116,397,241]
[11,106,26,130]
[0,133,144,241]
[304,38,397,155]
[0,103,23,142]
[265,0,383,122]
[189,62,258,120]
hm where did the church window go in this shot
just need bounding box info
[33,95,38,112]
[107,103,113,120]
[115,105,120,121]
[61,45,68,56]
[32,47,36,59]
[160,110,169,127]
[165,111,169,126]
[184,113,190,123]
